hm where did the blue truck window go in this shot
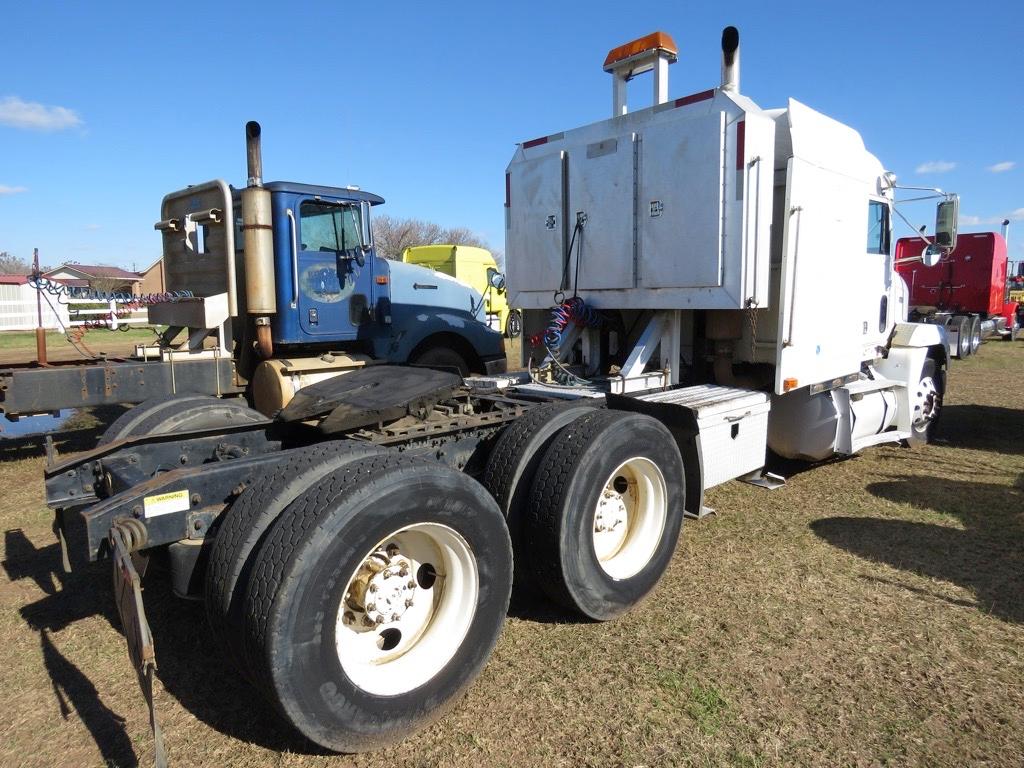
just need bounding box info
[299,201,361,254]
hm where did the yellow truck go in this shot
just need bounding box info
[402,244,521,337]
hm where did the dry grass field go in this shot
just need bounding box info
[0,328,158,364]
[1,341,1021,767]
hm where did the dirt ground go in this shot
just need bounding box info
[1,341,1021,768]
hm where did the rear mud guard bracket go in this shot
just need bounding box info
[110,523,167,768]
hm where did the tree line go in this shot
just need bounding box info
[371,216,500,264]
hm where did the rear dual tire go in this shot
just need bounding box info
[949,316,971,359]
[214,453,512,753]
[969,316,982,355]
[525,409,685,621]
[204,440,384,672]
[482,400,600,593]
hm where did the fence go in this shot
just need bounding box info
[0,290,148,332]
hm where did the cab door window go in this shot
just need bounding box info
[866,200,890,255]
[300,201,362,255]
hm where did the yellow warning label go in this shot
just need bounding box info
[143,489,190,518]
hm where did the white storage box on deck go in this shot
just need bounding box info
[636,385,769,488]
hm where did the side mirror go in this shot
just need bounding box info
[935,198,958,250]
[922,244,942,268]
[358,200,373,252]
[486,267,506,291]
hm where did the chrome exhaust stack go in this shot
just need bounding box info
[241,121,276,357]
[720,26,740,92]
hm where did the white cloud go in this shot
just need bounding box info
[85,223,101,231]
[0,96,82,131]
[987,161,1015,173]
[0,184,28,195]
[959,209,1024,226]
[915,160,956,174]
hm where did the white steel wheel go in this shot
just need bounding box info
[592,457,668,580]
[335,523,479,696]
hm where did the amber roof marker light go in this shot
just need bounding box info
[602,31,678,117]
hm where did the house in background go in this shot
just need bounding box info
[43,263,143,296]
[138,257,165,295]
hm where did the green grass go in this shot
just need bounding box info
[0,340,1021,767]
[0,328,160,363]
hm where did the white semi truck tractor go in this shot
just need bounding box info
[42,26,956,760]
[506,26,953,467]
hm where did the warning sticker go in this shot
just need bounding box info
[143,489,190,518]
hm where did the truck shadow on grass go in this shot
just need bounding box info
[810,473,1024,625]
[0,428,104,463]
[6,529,328,758]
[0,405,128,463]
[141,575,334,756]
[936,404,1024,456]
[4,530,137,767]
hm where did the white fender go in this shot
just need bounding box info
[890,321,946,350]
[877,321,946,434]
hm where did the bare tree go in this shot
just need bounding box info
[0,251,32,275]
[88,276,137,296]
[371,215,491,260]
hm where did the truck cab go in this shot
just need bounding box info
[250,182,505,370]
[153,140,506,415]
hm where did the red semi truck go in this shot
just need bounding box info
[895,231,1020,357]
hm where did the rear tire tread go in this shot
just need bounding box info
[204,440,383,664]
[244,452,426,696]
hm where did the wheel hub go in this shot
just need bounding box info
[590,458,668,580]
[334,523,479,696]
[343,545,417,629]
[912,376,939,427]
[594,482,630,554]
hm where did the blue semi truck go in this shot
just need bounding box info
[0,122,505,419]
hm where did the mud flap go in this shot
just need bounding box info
[110,524,168,768]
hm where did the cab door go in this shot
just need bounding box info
[295,199,373,339]
[774,158,889,393]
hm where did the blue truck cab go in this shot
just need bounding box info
[249,182,506,374]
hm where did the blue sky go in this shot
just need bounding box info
[1,0,1021,271]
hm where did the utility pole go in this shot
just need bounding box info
[34,247,48,366]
